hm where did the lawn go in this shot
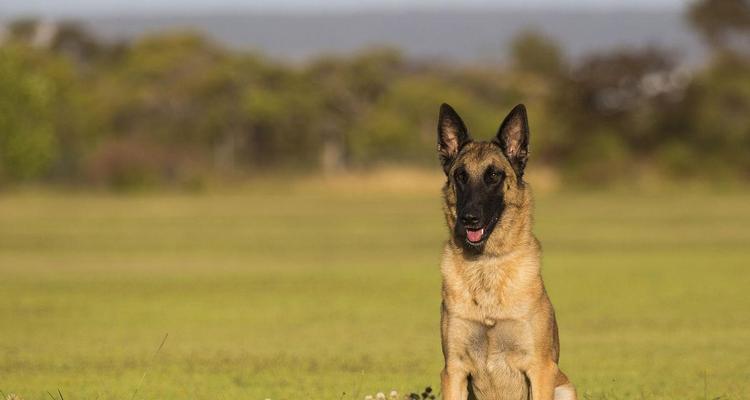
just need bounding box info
[1,180,749,399]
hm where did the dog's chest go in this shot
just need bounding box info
[465,316,528,361]
[464,318,530,400]
[454,272,532,369]
[450,259,524,323]
[440,249,542,400]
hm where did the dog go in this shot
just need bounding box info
[437,103,576,400]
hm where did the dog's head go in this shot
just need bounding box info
[438,103,531,254]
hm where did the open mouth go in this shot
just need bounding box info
[466,227,485,244]
[462,216,499,247]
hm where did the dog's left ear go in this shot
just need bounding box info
[494,104,530,181]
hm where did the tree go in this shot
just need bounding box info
[305,47,404,171]
[545,47,683,182]
[688,0,750,54]
[0,45,58,182]
[509,29,565,78]
[679,53,750,177]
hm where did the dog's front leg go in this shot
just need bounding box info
[526,361,558,400]
[441,365,469,400]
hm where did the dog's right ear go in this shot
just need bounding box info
[437,103,470,174]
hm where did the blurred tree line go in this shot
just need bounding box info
[1,0,749,188]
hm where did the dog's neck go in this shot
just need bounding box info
[443,196,543,307]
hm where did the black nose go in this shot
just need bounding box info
[461,212,480,227]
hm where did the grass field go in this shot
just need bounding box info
[1,179,749,399]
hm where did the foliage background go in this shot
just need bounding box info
[2,0,749,189]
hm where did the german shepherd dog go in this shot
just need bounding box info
[437,103,576,400]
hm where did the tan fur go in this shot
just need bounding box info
[439,142,576,400]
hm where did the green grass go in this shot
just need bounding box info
[1,185,749,399]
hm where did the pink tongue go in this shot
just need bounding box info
[466,228,484,243]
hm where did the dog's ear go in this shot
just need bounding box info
[437,103,470,174]
[495,104,529,181]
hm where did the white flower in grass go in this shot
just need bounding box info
[376,392,386,400]
[365,395,374,400]
[389,390,399,399]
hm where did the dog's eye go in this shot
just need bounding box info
[454,169,468,185]
[484,169,503,185]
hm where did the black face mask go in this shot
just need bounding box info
[452,166,506,252]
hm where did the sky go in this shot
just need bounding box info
[1,0,687,17]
